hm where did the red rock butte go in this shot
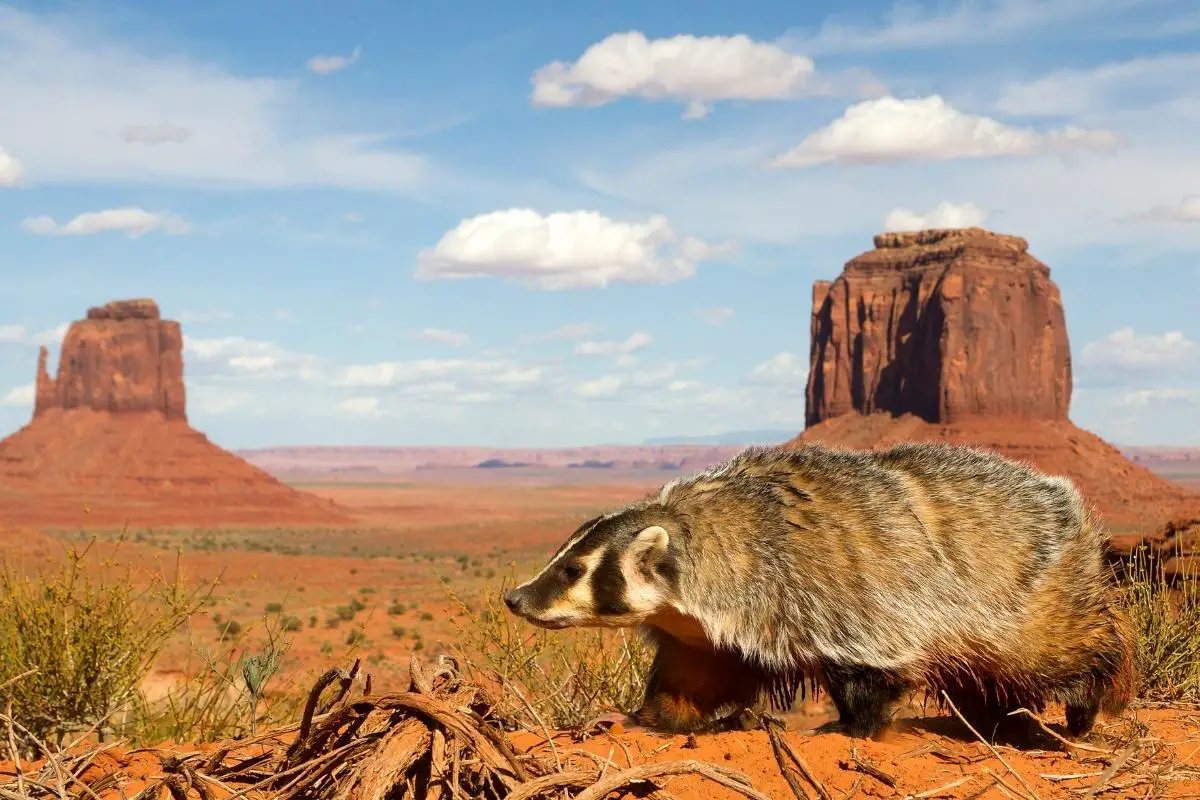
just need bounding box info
[0,298,351,527]
[790,227,1200,540]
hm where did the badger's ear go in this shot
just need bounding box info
[631,525,669,558]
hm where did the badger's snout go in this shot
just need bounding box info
[503,586,529,616]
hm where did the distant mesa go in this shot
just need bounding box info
[791,227,1200,543]
[34,298,186,420]
[475,458,531,469]
[0,298,351,528]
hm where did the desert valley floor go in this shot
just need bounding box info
[4,461,1200,799]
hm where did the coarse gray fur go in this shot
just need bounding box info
[508,440,1107,682]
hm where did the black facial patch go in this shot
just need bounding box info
[591,547,632,616]
[526,558,585,610]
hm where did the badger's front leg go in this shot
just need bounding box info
[819,661,910,739]
[630,635,765,735]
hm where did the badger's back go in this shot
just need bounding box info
[657,442,1105,674]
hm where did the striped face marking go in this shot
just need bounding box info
[505,512,676,630]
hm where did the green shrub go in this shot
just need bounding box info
[0,541,214,751]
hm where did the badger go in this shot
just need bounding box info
[503,441,1135,741]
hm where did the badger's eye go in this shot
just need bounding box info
[560,563,584,583]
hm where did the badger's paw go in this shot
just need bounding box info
[576,712,643,737]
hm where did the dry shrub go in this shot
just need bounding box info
[1118,544,1200,703]
[442,573,651,730]
[0,539,214,752]
[122,610,307,745]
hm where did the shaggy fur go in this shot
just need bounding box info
[503,441,1136,740]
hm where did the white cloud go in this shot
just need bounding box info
[693,307,734,327]
[339,396,381,418]
[183,335,324,382]
[1080,327,1196,374]
[769,95,1122,168]
[0,324,27,343]
[228,355,279,372]
[121,123,192,145]
[30,323,67,347]
[418,328,470,347]
[531,31,817,119]
[1,383,34,406]
[187,385,246,415]
[575,375,624,398]
[0,10,425,192]
[22,207,191,238]
[884,201,989,231]
[1113,387,1200,409]
[748,352,807,385]
[574,331,653,357]
[0,145,24,186]
[785,0,1167,56]
[415,209,725,290]
[0,322,66,347]
[336,357,543,390]
[306,47,362,75]
[996,53,1200,117]
[1133,196,1200,223]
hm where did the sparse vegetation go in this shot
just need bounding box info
[1118,545,1200,703]
[443,573,652,730]
[125,611,302,744]
[0,540,215,752]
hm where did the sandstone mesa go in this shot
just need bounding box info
[0,299,350,527]
[794,227,1200,543]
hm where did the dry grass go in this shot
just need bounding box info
[1117,545,1200,704]
[0,539,216,753]
[122,611,309,746]
[439,572,652,731]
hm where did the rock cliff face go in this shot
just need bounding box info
[34,298,186,420]
[0,298,350,527]
[794,227,1200,537]
[806,228,1071,427]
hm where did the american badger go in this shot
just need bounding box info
[504,441,1135,740]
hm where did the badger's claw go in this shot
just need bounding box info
[578,711,639,736]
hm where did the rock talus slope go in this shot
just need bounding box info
[0,299,350,527]
[793,228,1200,538]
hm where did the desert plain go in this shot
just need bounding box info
[4,457,1200,800]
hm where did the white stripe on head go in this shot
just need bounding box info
[513,510,618,591]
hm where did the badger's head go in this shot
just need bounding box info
[503,508,680,630]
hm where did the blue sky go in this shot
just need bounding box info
[1,0,1198,448]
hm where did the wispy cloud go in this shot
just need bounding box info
[769,96,1121,169]
[784,0,1174,55]
[22,207,191,237]
[884,201,988,231]
[306,46,362,75]
[0,10,425,192]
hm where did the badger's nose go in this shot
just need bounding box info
[503,588,525,615]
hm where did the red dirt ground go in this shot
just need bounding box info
[3,701,1197,799]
